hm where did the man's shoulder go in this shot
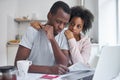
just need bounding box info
[27,26,38,32]
[56,30,66,38]
[55,30,69,50]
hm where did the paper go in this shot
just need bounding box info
[59,62,94,80]
[68,62,94,72]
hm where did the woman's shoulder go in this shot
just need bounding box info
[81,34,91,41]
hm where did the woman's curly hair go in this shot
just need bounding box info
[70,6,94,34]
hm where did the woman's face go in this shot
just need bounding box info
[69,17,84,35]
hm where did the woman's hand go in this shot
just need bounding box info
[65,30,74,40]
[30,21,43,30]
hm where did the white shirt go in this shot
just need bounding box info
[20,26,69,66]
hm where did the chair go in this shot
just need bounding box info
[92,45,120,80]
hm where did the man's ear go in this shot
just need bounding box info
[47,12,52,20]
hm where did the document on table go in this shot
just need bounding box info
[60,62,95,79]
[68,62,94,72]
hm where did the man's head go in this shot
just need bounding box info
[47,1,71,35]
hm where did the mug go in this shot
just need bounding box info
[17,60,32,77]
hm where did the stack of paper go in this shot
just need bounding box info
[60,62,95,80]
[68,62,94,72]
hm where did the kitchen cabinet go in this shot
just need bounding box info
[7,44,19,65]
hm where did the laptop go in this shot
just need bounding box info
[93,45,120,80]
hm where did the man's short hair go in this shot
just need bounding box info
[49,1,71,15]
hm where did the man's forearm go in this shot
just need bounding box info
[29,64,69,74]
[29,65,51,74]
[50,38,68,66]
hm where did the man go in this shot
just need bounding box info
[14,1,71,74]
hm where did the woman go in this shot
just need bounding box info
[31,6,94,66]
[64,6,94,66]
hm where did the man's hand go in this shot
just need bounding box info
[49,64,69,74]
[30,21,43,30]
[64,30,74,40]
[43,25,54,40]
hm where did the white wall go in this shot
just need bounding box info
[85,0,118,45]
[0,0,79,66]
[118,0,120,44]
[85,0,98,43]
[98,0,117,45]
[16,0,78,20]
[0,0,17,66]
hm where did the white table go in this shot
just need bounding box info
[17,70,94,80]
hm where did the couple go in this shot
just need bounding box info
[14,1,94,75]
